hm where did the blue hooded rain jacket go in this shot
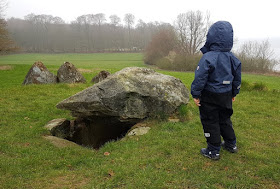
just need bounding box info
[191,21,241,99]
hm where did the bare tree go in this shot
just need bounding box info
[93,13,107,50]
[52,16,65,24]
[109,14,121,27]
[135,19,146,48]
[93,13,106,27]
[124,13,135,30]
[174,10,210,55]
[0,0,7,18]
[108,14,122,50]
[124,13,135,48]
[237,39,277,72]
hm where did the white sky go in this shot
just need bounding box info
[4,0,280,40]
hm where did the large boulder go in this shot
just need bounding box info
[22,62,57,85]
[57,62,86,83]
[57,67,189,122]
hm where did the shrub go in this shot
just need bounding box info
[240,80,251,91]
[252,82,268,91]
[144,27,176,65]
[236,40,278,73]
[156,53,202,72]
[155,58,174,70]
[179,54,201,71]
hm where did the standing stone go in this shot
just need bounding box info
[22,62,57,85]
[57,62,86,83]
[91,70,110,83]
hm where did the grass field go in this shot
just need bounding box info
[0,53,279,188]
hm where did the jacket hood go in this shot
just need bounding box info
[201,21,233,54]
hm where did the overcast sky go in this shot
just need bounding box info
[4,0,280,41]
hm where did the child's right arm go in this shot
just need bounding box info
[191,55,210,99]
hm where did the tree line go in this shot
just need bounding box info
[6,13,173,53]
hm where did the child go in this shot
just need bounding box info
[191,21,241,160]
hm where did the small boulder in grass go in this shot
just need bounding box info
[127,127,151,136]
[91,70,110,83]
[22,61,57,85]
[44,118,71,139]
[57,62,86,83]
[43,136,80,148]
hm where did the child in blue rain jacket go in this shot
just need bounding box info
[191,21,241,160]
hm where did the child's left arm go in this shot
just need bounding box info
[232,60,241,97]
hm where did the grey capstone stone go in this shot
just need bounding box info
[56,67,189,122]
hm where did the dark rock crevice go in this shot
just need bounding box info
[48,117,137,149]
[67,117,135,149]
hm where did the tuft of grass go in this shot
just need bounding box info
[240,80,251,91]
[152,111,169,121]
[177,104,192,122]
[251,82,268,91]
[241,80,268,91]
[242,73,279,91]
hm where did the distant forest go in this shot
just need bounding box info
[6,13,172,53]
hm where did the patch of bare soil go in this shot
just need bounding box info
[78,68,94,73]
[47,68,103,73]
[0,65,13,70]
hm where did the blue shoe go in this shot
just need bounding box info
[221,141,238,153]
[200,148,220,160]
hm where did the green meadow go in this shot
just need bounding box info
[0,53,279,188]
